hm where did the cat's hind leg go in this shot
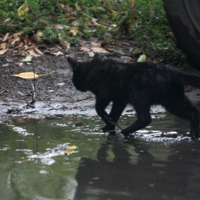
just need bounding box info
[164,96,199,139]
[121,105,152,136]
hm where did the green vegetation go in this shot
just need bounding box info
[0,0,186,63]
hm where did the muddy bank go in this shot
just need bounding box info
[1,51,200,117]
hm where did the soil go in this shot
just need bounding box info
[1,40,200,116]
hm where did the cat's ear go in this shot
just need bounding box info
[92,54,102,61]
[67,57,78,71]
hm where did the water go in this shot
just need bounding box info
[0,112,200,200]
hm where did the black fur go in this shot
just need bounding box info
[68,54,200,139]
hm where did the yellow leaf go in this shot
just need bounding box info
[110,24,117,28]
[66,145,77,150]
[12,70,55,79]
[137,54,146,62]
[109,39,115,45]
[11,37,20,45]
[18,0,29,16]
[65,149,74,155]
[69,29,78,36]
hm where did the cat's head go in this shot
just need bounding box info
[68,54,102,92]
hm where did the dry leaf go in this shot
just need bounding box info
[2,63,9,67]
[36,30,44,38]
[91,42,101,47]
[12,70,55,79]
[11,37,20,45]
[91,18,101,26]
[18,0,29,16]
[2,33,9,42]
[110,9,117,14]
[88,51,95,57]
[0,49,8,55]
[80,46,91,52]
[34,48,43,55]
[137,54,147,62]
[101,39,107,46]
[28,49,40,56]
[66,145,77,150]
[13,31,23,38]
[55,24,70,30]
[90,47,109,54]
[69,29,78,36]
[52,51,64,56]
[0,43,7,50]
[58,34,70,51]
[71,20,79,26]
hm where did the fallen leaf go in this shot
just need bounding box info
[65,149,74,155]
[101,39,107,46]
[36,30,44,38]
[109,39,115,45]
[55,24,70,30]
[22,55,32,62]
[2,33,9,42]
[88,51,95,57]
[69,29,78,36]
[137,54,147,62]
[58,34,70,52]
[39,170,49,174]
[110,24,117,28]
[18,0,29,16]
[2,63,9,67]
[11,37,20,45]
[51,51,64,56]
[4,18,11,23]
[110,9,117,14]
[34,48,43,55]
[0,43,7,49]
[28,49,40,56]
[91,18,101,26]
[17,62,24,67]
[80,46,91,52]
[90,47,109,54]
[0,49,8,55]
[13,31,23,38]
[71,20,79,26]
[66,145,77,150]
[91,42,101,47]
[12,70,55,79]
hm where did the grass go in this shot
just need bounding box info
[0,0,186,63]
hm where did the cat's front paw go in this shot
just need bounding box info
[101,125,115,133]
[121,129,130,137]
[101,125,108,132]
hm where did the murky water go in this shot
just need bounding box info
[1,111,200,200]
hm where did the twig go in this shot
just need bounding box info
[75,96,95,102]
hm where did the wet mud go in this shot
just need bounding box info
[1,52,200,116]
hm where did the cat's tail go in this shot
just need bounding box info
[179,71,200,88]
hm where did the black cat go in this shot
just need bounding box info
[68,54,200,139]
